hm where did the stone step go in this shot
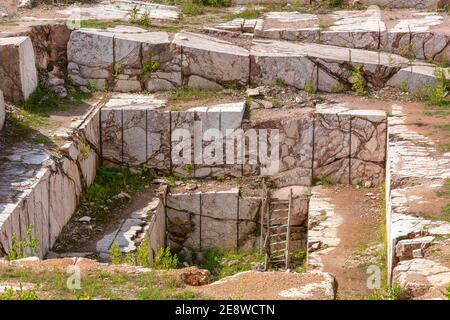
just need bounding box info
[68,29,446,95]
[207,8,450,63]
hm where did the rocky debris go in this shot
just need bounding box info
[78,216,92,223]
[395,236,434,262]
[193,270,337,300]
[0,36,38,102]
[393,258,450,299]
[18,0,31,9]
[0,90,4,131]
[152,178,168,184]
[176,267,210,286]
[308,186,341,270]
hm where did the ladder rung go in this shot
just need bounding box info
[269,216,288,221]
[269,233,285,237]
[272,209,288,213]
[270,241,286,252]
[269,258,286,263]
[270,200,289,205]
[269,224,288,229]
[271,248,287,254]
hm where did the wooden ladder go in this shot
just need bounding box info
[262,188,293,270]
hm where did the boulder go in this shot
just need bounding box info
[387,65,449,93]
[177,267,210,286]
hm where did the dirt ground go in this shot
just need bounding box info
[192,270,335,300]
[317,185,384,300]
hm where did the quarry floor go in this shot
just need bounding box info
[0,1,449,300]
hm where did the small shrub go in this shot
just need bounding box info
[423,67,448,106]
[304,79,315,94]
[136,237,151,267]
[138,8,151,28]
[271,98,281,108]
[113,63,120,80]
[192,0,230,7]
[315,177,335,186]
[319,21,330,30]
[7,226,39,261]
[197,249,264,281]
[140,59,160,81]
[398,43,415,61]
[31,135,52,145]
[351,64,366,94]
[244,99,252,120]
[275,78,286,87]
[183,163,193,176]
[152,247,179,269]
[80,143,91,160]
[400,80,408,93]
[181,2,204,15]
[128,5,139,24]
[324,0,344,8]
[364,283,404,300]
[87,81,98,93]
[0,285,39,300]
[109,240,122,265]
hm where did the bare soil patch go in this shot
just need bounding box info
[318,185,383,300]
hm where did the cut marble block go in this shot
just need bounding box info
[313,104,387,185]
[166,193,201,251]
[0,36,37,102]
[348,109,387,184]
[319,8,384,50]
[387,65,449,93]
[250,39,408,92]
[173,32,250,88]
[100,94,166,166]
[313,104,351,184]
[313,44,408,92]
[67,29,114,85]
[140,32,182,91]
[100,104,123,165]
[358,0,446,9]
[200,189,239,250]
[0,90,4,131]
[250,40,318,90]
[147,110,171,171]
[113,30,181,92]
[171,111,195,177]
[254,11,320,42]
[122,107,147,166]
